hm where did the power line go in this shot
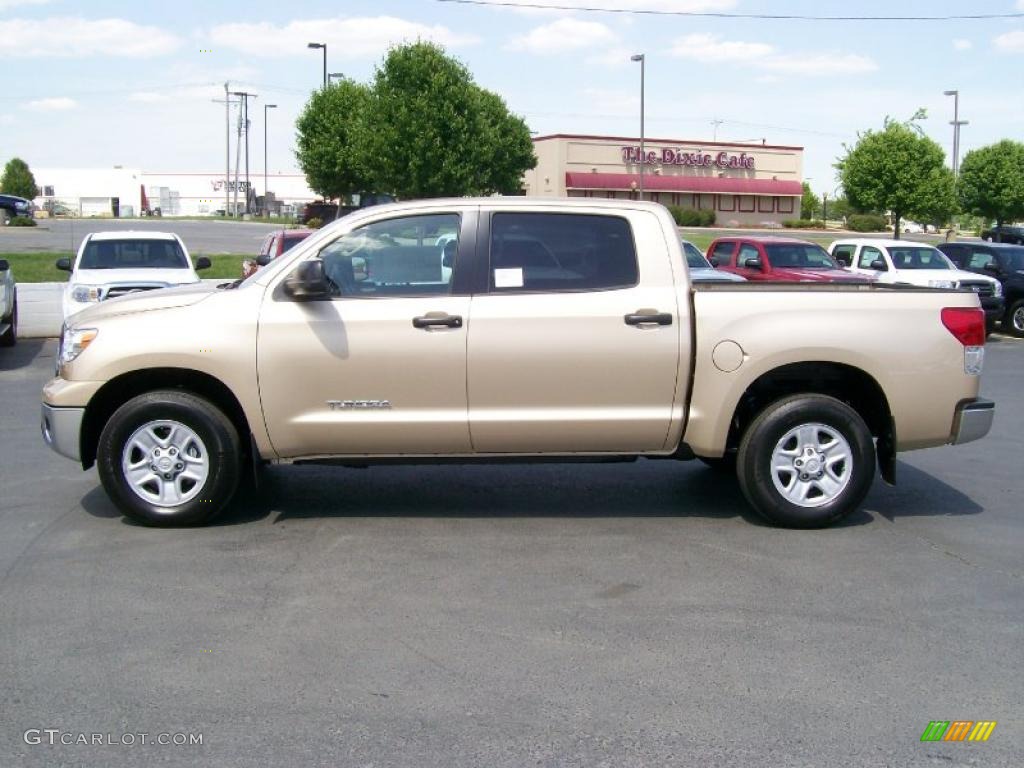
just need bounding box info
[434,0,1024,21]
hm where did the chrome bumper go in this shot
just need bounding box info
[951,398,995,445]
[41,403,84,462]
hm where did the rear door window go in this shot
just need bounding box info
[488,213,637,292]
[859,246,886,270]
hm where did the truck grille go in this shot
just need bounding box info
[959,280,994,299]
[104,285,165,300]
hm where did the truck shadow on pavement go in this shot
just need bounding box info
[0,338,48,372]
[79,458,983,528]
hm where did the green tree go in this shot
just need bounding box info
[800,182,820,220]
[294,78,375,203]
[836,115,951,238]
[0,157,38,200]
[958,140,1024,230]
[368,41,536,198]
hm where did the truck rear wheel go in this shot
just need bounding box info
[97,391,242,526]
[0,296,16,347]
[736,394,875,528]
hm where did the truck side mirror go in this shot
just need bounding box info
[256,254,273,267]
[708,256,719,267]
[56,258,72,272]
[0,259,8,271]
[743,258,761,269]
[283,259,331,301]
[194,256,212,271]
[870,259,887,271]
[983,262,1001,275]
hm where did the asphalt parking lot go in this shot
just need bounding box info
[0,218,283,255]
[1,338,1021,768]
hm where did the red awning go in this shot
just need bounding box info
[565,172,802,196]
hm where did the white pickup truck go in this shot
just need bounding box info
[42,199,994,529]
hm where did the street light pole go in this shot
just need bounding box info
[630,53,645,199]
[308,42,327,87]
[943,89,968,179]
[264,104,277,218]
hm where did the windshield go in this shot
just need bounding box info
[682,241,712,269]
[886,246,953,270]
[79,239,188,270]
[764,243,838,269]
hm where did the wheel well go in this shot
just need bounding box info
[80,368,252,469]
[723,362,893,455]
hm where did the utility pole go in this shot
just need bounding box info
[711,119,724,142]
[211,86,236,214]
[231,91,257,215]
[264,104,277,217]
[630,53,645,198]
[943,90,968,180]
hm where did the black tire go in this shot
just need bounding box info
[698,454,736,472]
[736,394,875,528]
[1005,299,1024,338]
[1,209,11,226]
[97,391,242,526]
[0,295,16,347]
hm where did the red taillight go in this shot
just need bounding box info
[941,307,985,346]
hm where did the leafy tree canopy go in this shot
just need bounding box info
[836,113,954,237]
[296,42,536,201]
[958,139,1024,228]
[800,182,820,220]
[0,157,38,200]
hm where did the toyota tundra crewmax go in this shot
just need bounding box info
[41,199,995,528]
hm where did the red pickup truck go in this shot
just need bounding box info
[708,236,868,283]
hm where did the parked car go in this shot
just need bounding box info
[681,239,745,282]
[939,241,1024,337]
[242,229,314,278]
[297,193,396,225]
[0,258,16,347]
[41,199,993,530]
[980,225,1024,244]
[0,194,33,225]
[57,232,211,319]
[707,236,868,282]
[830,238,1003,330]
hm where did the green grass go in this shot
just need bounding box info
[0,252,245,282]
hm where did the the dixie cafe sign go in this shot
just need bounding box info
[621,146,756,170]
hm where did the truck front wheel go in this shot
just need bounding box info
[736,394,875,528]
[97,391,242,526]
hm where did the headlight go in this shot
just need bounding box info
[992,282,1003,298]
[928,279,955,289]
[70,284,102,303]
[15,201,28,210]
[59,327,98,366]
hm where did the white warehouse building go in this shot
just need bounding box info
[33,167,318,217]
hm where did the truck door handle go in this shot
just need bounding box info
[412,313,463,329]
[624,311,673,326]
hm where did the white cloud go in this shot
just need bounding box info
[585,45,639,69]
[1017,0,1024,9]
[762,53,877,75]
[952,39,972,51]
[580,87,639,114]
[0,17,180,58]
[994,29,1024,52]
[669,33,875,75]
[208,16,478,58]
[507,17,615,53]
[0,0,48,8]
[671,33,773,61]
[490,0,736,11]
[24,97,77,111]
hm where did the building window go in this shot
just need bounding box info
[776,197,795,214]
[738,195,755,213]
[718,195,736,212]
[698,194,714,210]
[758,196,775,213]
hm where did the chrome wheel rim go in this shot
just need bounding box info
[1014,307,1024,333]
[771,423,853,508]
[121,420,209,508]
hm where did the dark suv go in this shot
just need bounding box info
[980,225,1024,244]
[939,242,1024,337]
[0,194,33,225]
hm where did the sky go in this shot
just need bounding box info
[2,0,1023,198]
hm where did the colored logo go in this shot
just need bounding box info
[920,721,996,742]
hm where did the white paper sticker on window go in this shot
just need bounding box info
[494,268,524,288]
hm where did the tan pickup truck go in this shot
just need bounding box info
[41,199,994,528]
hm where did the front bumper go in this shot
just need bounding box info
[41,403,84,461]
[981,298,1005,322]
[951,398,995,445]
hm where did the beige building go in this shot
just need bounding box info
[524,134,804,226]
